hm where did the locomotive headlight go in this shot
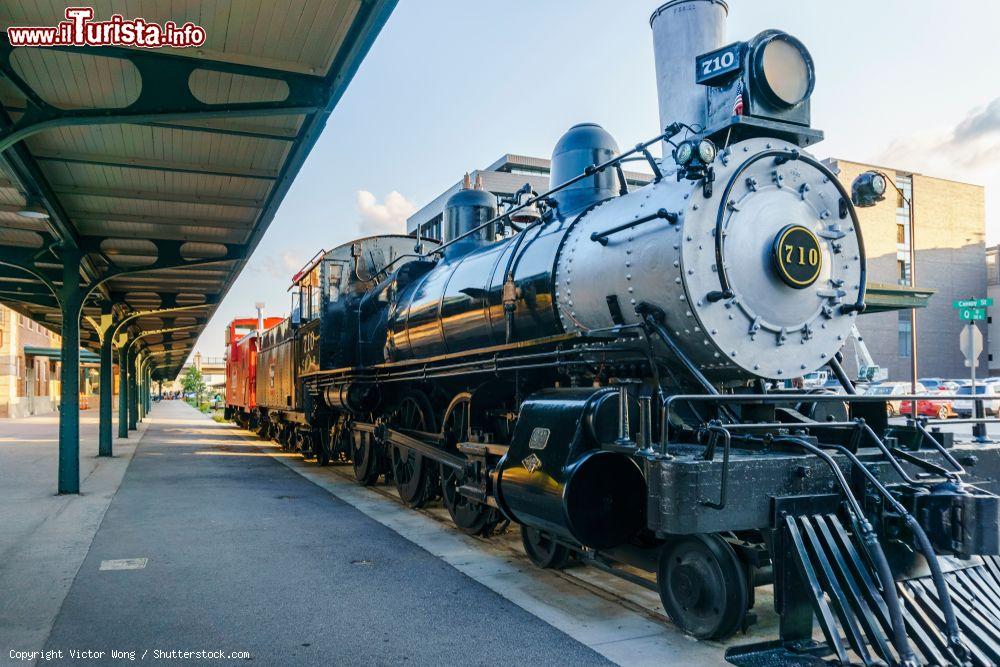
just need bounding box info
[851,170,887,208]
[870,172,887,197]
[674,141,694,165]
[697,139,717,164]
[752,32,815,108]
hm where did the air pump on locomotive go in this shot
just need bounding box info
[224,1,1000,663]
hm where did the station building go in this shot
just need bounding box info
[407,153,986,381]
[826,159,987,381]
[987,245,1000,375]
[0,304,108,418]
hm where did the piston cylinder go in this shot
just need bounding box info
[496,387,645,550]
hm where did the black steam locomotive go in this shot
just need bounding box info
[227,2,1000,664]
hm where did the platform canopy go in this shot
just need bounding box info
[0,0,396,380]
[863,282,936,314]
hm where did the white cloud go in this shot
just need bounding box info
[877,97,1000,242]
[356,190,416,236]
[255,249,307,281]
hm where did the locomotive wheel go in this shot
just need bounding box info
[351,431,381,485]
[389,392,438,508]
[521,526,571,569]
[441,465,498,535]
[657,534,748,640]
[440,395,498,535]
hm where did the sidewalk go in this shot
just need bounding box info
[0,409,142,663]
[23,401,609,665]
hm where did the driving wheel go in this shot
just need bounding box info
[351,430,380,485]
[521,525,570,569]
[389,392,438,508]
[657,534,748,640]
[440,394,499,535]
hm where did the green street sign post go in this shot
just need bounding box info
[953,297,992,321]
[960,307,987,321]
[954,297,991,441]
[953,298,994,309]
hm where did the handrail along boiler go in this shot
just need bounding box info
[224,2,1000,664]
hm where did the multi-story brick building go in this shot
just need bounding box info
[408,154,986,381]
[826,159,987,381]
[0,304,106,418]
[0,304,62,418]
[987,245,1000,375]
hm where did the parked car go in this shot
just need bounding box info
[864,382,914,416]
[900,390,955,420]
[919,378,960,395]
[954,384,1000,417]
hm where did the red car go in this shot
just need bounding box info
[899,396,955,420]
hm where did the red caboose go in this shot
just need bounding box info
[224,314,282,427]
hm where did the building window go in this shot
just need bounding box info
[897,258,911,286]
[16,355,26,397]
[421,218,442,242]
[507,166,549,177]
[898,312,912,358]
[895,174,912,211]
[989,247,1000,286]
[896,224,906,245]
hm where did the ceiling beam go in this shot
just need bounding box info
[53,185,266,209]
[32,151,279,180]
[72,212,253,232]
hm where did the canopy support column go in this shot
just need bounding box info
[137,357,145,422]
[57,247,83,494]
[128,347,139,431]
[117,334,129,439]
[96,304,115,457]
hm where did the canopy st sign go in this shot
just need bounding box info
[954,298,994,308]
[953,297,993,321]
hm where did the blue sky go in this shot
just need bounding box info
[193,0,1000,360]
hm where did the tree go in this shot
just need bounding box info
[180,366,206,404]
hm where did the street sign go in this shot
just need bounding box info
[960,323,983,366]
[954,297,994,308]
[960,307,987,321]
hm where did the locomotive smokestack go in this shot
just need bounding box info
[649,0,728,148]
[254,301,265,332]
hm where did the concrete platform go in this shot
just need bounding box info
[1,402,622,666]
[0,401,748,665]
[0,409,141,663]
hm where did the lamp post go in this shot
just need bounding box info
[851,170,918,418]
